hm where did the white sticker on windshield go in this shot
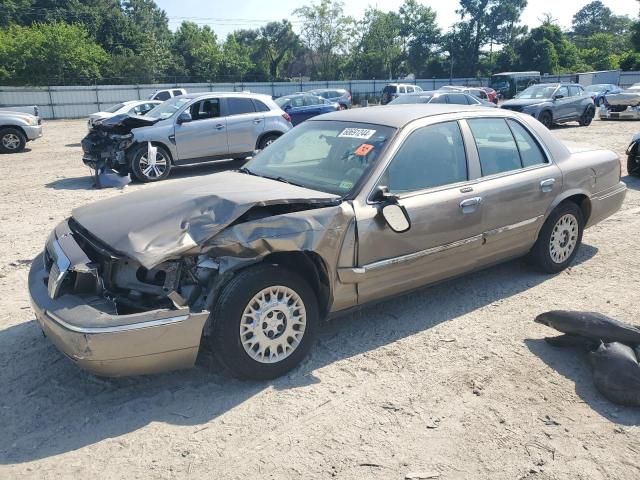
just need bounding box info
[338,128,376,139]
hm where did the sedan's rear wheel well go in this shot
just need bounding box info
[561,194,591,224]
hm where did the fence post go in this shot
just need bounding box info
[47,84,55,120]
[271,81,275,97]
[94,81,101,112]
[136,84,141,100]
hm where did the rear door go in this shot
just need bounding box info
[223,97,265,154]
[569,85,587,118]
[174,98,228,161]
[353,120,484,303]
[463,117,562,265]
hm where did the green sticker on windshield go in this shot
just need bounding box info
[339,180,354,190]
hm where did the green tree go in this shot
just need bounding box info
[294,0,355,79]
[220,34,254,81]
[172,21,221,81]
[399,0,440,77]
[572,1,632,39]
[517,22,583,74]
[0,22,109,84]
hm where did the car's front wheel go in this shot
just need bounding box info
[210,264,319,380]
[0,127,26,153]
[130,144,172,182]
[539,111,553,129]
[529,202,584,274]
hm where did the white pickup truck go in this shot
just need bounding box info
[0,108,42,153]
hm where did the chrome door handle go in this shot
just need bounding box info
[253,118,263,124]
[460,196,482,213]
[540,178,555,192]
[215,124,225,130]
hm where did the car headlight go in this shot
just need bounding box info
[27,117,37,126]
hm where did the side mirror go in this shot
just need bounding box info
[381,203,411,233]
[553,94,564,100]
[177,112,192,124]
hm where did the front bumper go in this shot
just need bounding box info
[29,249,209,377]
[600,106,640,120]
[586,182,627,228]
[23,124,42,141]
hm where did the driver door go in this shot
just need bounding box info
[174,98,228,161]
[353,121,485,304]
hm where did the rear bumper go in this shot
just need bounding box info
[586,182,627,228]
[28,253,209,377]
[23,125,42,141]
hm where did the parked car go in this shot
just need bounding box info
[600,86,640,120]
[0,110,42,153]
[585,84,623,106]
[87,100,162,130]
[148,88,187,101]
[0,105,39,117]
[389,90,497,107]
[500,83,595,128]
[306,88,352,109]
[481,87,499,104]
[274,94,339,125]
[626,133,640,176]
[439,86,494,103]
[381,83,423,105]
[30,105,626,380]
[81,92,292,182]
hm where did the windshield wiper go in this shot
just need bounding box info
[238,166,257,176]
[262,174,307,188]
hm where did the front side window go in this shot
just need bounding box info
[189,98,220,120]
[407,86,415,93]
[468,118,521,176]
[447,93,470,105]
[155,91,171,101]
[384,121,468,194]
[172,89,184,97]
[304,95,322,106]
[556,86,569,98]
[399,86,406,94]
[226,97,256,115]
[244,121,395,196]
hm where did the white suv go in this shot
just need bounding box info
[381,83,423,105]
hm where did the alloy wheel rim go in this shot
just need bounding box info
[239,285,306,364]
[549,214,579,264]
[139,152,167,178]
[2,133,20,150]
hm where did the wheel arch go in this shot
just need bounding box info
[0,124,27,138]
[542,191,592,232]
[128,140,174,164]
[255,130,283,150]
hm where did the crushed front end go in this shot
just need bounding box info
[28,218,213,376]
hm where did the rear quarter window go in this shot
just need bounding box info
[252,99,270,112]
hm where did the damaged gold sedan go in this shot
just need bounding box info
[29,105,626,379]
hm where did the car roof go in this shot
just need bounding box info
[308,88,345,93]
[311,104,509,128]
[536,83,582,87]
[181,92,272,101]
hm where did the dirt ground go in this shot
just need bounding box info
[1,116,639,480]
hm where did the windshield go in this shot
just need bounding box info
[389,94,433,104]
[489,76,510,89]
[243,121,395,196]
[145,97,191,120]
[515,85,556,99]
[104,103,125,113]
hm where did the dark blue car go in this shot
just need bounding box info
[274,94,339,126]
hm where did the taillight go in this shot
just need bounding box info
[282,112,291,123]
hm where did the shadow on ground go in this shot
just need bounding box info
[525,339,640,427]
[622,174,640,191]
[0,244,602,464]
[44,159,245,190]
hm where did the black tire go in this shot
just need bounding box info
[539,111,553,129]
[529,202,584,274]
[579,106,595,126]
[628,153,640,177]
[0,127,26,154]
[210,264,319,380]
[257,133,280,151]
[130,144,172,182]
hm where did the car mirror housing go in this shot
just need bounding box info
[553,94,564,100]
[381,203,411,233]
[177,112,192,124]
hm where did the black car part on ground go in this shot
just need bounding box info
[535,310,640,406]
[627,139,640,177]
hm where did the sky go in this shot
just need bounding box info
[155,0,639,38]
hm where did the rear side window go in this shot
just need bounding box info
[226,97,256,115]
[467,118,521,176]
[172,90,184,97]
[383,86,397,94]
[430,95,446,104]
[386,121,468,193]
[447,93,469,105]
[507,120,547,167]
[252,99,270,112]
[154,91,170,101]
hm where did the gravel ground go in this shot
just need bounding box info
[1,117,639,480]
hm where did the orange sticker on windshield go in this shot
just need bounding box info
[355,144,374,156]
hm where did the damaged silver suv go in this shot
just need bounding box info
[30,106,626,380]
[81,92,292,182]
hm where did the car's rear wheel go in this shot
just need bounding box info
[529,202,584,274]
[539,111,553,129]
[628,153,640,177]
[210,264,319,380]
[0,127,26,153]
[131,144,171,182]
[579,106,595,126]
[257,133,280,151]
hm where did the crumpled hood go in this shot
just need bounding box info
[605,92,640,107]
[71,171,340,268]
[92,113,158,134]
